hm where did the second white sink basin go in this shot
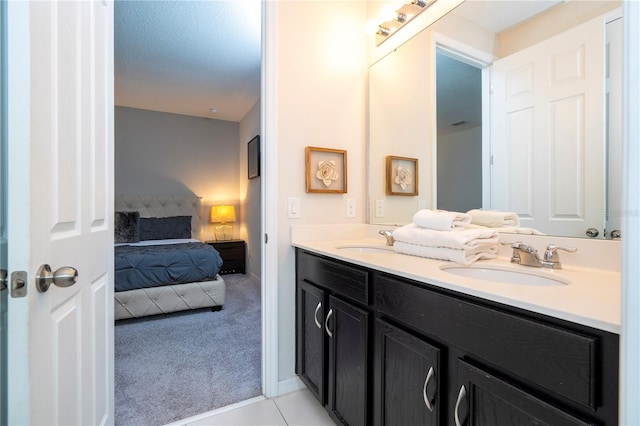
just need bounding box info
[336,244,394,254]
[440,264,570,286]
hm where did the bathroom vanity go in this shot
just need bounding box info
[294,239,619,426]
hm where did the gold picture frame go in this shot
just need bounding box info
[305,147,347,193]
[386,155,418,196]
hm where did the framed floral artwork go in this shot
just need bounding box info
[386,155,418,196]
[305,147,347,193]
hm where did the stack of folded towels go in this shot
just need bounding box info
[392,209,499,265]
[466,209,544,235]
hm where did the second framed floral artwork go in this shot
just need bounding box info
[386,155,418,196]
[306,147,347,193]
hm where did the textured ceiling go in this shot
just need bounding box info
[114,0,261,122]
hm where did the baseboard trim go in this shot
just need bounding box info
[277,376,305,396]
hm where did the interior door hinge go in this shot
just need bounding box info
[264,233,268,244]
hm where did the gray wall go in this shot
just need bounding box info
[239,101,261,279]
[115,106,240,240]
[437,126,483,212]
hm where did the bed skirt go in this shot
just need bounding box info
[114,275,225,320]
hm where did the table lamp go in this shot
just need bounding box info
[209,205,236,241]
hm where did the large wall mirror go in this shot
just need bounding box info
[368,0,622,239]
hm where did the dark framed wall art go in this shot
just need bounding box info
[248,135,260,179]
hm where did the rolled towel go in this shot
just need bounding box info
[413,209,471,231]
[467,209,520,228]
[394,241,497,265]
[393,223,499,250]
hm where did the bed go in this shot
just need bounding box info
[113,194,225,320]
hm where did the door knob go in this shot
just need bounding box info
[585,228,599,238]
[36,264,78,293]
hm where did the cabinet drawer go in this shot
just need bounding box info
[297,251,370,305]
[374,272,598,409]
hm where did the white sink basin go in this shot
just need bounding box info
[439,264,569,286]
[336,244,394,254]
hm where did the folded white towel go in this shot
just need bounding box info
[467,209,520,228]
[412,209,471,231]
[394,241,497,265]
[464,223,544,235]
[497,226,544,235]
[393,223,499,250]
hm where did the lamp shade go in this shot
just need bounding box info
[209,205,236,223]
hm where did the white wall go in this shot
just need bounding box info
[273,0,369,381]
[115,106,240,240]
[239,100,261,278]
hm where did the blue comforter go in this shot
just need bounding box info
[114,243,223,292]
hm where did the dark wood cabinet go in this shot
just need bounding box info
[374,319,441,426]
[294,249,619,426]
[207,240,245,274]
[296,251,370,426]
[327,296,369,426]
[454,359,593,426]
[297,281,326,404]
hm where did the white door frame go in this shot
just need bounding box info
[260,0,279,397]
[432,33,494,209]
[621,2,640,425]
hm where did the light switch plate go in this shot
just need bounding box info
[346,199,356,218]
[288,197,301,219]
[375,200,384,217]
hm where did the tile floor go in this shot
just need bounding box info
[167,389,336,426]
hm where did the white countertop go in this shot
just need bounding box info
[292,238,621,334]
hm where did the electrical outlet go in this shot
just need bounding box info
[375,200,384,217]
[418,199,427,210]
[346,199,356,218]
[288,197,301,219]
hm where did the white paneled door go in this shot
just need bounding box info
[7,1,114,425]
[491,15,605,238]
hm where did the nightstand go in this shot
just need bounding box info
[207,240,246,274]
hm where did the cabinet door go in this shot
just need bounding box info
[374,319,441,426]
[327,296,370,426]
[296,281,327,404]
[454,359,594,426]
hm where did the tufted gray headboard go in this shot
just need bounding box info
[115,194,204,240]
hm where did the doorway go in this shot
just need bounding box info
[435,48,484,212]
[115,2,261,420]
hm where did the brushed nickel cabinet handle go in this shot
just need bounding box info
[324,308,334,337]
[454,385,467,426]
[422,366,436,412]
[313,302,322,329]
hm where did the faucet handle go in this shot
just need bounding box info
[500,240,525,263]
[543,244,577,263]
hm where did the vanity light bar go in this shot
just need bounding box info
[375,0,437,46]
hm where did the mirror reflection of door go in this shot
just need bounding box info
[436,49,483,212]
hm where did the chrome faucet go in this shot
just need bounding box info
[379,230,395,246]
[504,242,577,269]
